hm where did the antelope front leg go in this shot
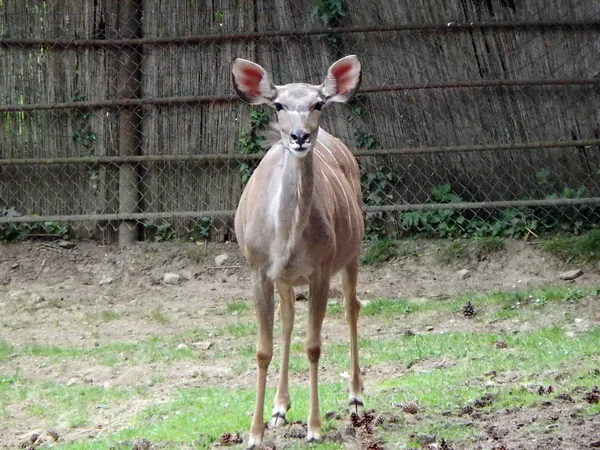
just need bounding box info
[342,258,364,414]
[270,282,295,427]
[305,275,330,442]
[248,271,275,449]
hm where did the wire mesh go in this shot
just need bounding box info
[1,0,599,244]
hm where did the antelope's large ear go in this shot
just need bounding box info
[232,58,277,105]
[320,55,361,103]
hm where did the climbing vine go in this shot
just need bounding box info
[311,0,345,57]
[237,108,269,184]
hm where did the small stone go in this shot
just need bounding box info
[214,253,229,266]
[180,270,193,281]
[26,292,45,309]
[192,341,213,351]
[57,240,76,249]
[11,262,19,270]
[99,277,114,286]
[565,331,576,338]
[176,343,188,350]
[457,269,471,279]
[559,269,583,281]
[163,273,180,284]
[426,325,435,332]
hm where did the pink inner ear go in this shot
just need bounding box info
[331,63,354,95]
[240,67,263,97]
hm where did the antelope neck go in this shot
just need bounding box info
[272,144,315,248]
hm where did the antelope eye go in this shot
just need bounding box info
[314,101,325,111]
[273,102,283,111]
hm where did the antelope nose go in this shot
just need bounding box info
[290,130,310,146]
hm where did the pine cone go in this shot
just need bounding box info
[584,390,600,404]
[440,438,455,450]
[219,433,232,445]
[462,301,476,318]
[460,404,474,415]
[494,339,508,349]
[537,385,546,395]
[401,400,420,414]
[350,412,362,427]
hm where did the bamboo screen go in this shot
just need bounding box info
[1,0,599,244]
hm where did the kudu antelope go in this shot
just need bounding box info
[232,55,364,447]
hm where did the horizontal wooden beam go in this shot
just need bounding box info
[1,20,598,48]
[1,139,598,166]
[2,197,599,224]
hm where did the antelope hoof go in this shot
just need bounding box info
[348,398,364,415]
[305,434,323,444]
[269,411,287,428]
[246,440,261,450]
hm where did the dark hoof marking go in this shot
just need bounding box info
[269,411,287,428]
[305,437,322,444]
[349,398,364,414]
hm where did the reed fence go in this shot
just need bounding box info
[1,0,599,245]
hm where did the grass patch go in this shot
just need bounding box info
[223,322,257,337]
[436,240,468,264]
[361,298,423,316]
[84,310,120,323]
[475,236,505,253]
[0,335,198,368]
[0,378,130,428]
[327,301,344,315]
[541,229,600,263]
[0,341,15,363]
[147,307,170,324]
[4,285,600,449]
[225,299,250,314]
[361,238,416,265]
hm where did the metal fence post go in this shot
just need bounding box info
[117,0,142,247]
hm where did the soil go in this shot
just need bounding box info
[1,238,599,449]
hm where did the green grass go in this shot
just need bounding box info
[147,307,170,324]
[361,298,424,316]
[84,310,120,323]
[475,236,505,253]
[3,285,600,449]
[436,240,468,264]
[541,229,600,263]
[222,322,257,337]
[40,323,600,449]
[0,376,131,428]
[361,238,417,265]
[225,299,251,314]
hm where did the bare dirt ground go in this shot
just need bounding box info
[1,238,599,449]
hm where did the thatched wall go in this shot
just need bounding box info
[1,0,598,241]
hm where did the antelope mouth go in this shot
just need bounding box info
[289,144,311,157]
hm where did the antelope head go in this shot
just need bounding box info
[232,55,361,157]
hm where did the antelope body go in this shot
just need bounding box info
[232,55,365,447]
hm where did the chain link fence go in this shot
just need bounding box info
[1,0,599,245]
